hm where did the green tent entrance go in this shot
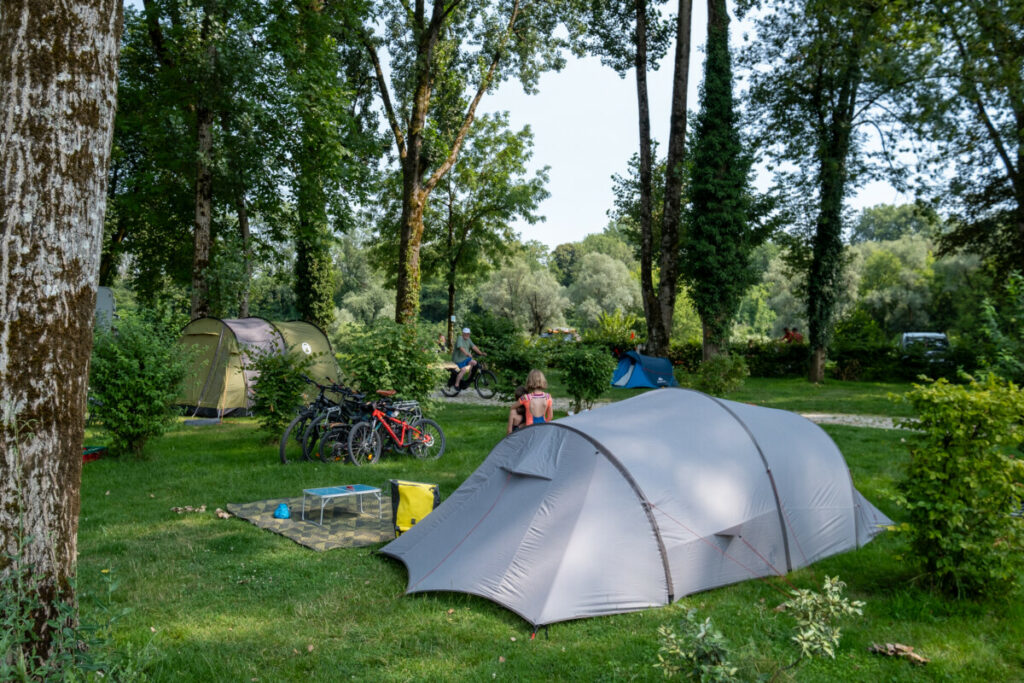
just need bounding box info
[178,317,340,417]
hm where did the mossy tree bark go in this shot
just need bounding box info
[0,0,121,658]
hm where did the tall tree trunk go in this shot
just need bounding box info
[292,0,336,328]
[190,105,213,320]
[395,175,427,323]
[0,0,121,660]
[649,0,694,357]
[237,195,252,318]
[807,130,853,382]
[634,0,658,354]
[376,0,521,324]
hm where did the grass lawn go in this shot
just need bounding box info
[76,381,1023,681]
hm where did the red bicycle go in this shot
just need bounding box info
[346,392,445,466]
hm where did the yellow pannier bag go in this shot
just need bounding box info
[389,480,440,536]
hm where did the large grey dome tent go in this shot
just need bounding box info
[380,389,891,628]
[178,317,340,416]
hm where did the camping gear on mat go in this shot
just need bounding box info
[178,317,340,417]
[610,350,678,388]
[380,388,891,628]
[389,480,440,536]
[273,503,291,519]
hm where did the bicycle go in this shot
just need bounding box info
[345,391,445,465]
[316,392,407,463]
[440,359,497,399]
[301,387,367,462]
[278,376,350,464]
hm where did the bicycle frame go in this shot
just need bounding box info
[368,405,425,449]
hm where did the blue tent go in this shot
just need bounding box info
[610,351,678,388]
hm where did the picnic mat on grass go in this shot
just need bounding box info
[227,495,395,551]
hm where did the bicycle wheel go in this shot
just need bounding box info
[440,373,460,397]
[409,418,445,460]
[347,421,382,466]
[318,426,349,463]
[279,413,309,464]
[474,370,497,399]
[302,413,331,461]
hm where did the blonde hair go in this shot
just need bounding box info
[525,369,547,392]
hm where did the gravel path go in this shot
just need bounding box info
[433,392,900,430]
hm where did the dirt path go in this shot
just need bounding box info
[433,392,900,430]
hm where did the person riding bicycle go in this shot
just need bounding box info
[452,327,485,390]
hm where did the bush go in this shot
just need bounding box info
[558,345,616,412]
[654,609,740,682]
[582,309,644,357]
[980,270,1024,382]
[485,336,546,399]
[677,353,750,396]
[248,346,316,439]
[89,315,193,456]
[335,320,443,405]
[739,341,809,378]
[894,374,1024,597]
[781,576,864,661]
[827,309,897,380]
[668,342,703,374]
[463,311,518,351]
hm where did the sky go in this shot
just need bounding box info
[478,9,908,250]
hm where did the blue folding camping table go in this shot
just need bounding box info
[302,484,382,526]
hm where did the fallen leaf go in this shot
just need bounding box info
[150,626,156,633]
[307,644,314,653]
[216,508,232,519]
[293,649,298,655]
[149,494,155,498]
[105,490,110,496]
[498,656,505,663]
[510,636,516,642]
[447,609,455,615]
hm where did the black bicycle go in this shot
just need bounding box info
[440,359,497,399]
[279,376,352,464]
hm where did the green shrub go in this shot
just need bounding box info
[335,320,443,404]
[677,354,749,396]
[832,307,888,349]
[738,341,809,378]
[668,342,703,374]
[654,609,740,682]
[894,374,1024,597]
[582,309,644,356]
[980,270,1024,383]
[89,314,193,456]
[463,311,518,351]
[486,336,546,399]
[780,576,864,662]
[558,345,616,412]
[827,309,897,380]
[248,346,315,439]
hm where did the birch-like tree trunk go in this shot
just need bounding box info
[0,0,121,657]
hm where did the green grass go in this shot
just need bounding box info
[76,382,1023,681]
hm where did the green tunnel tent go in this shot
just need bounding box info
[178,317,340,417]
